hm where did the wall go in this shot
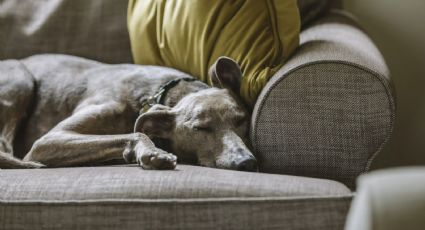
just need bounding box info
[343,0,425,168]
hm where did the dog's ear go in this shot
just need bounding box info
[209,56,242,94]
[134,105,175,138]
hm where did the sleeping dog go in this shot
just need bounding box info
[0,54,257,171]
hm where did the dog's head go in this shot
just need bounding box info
[135,57,257,171]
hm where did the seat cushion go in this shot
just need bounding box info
[0,165,350,200]
[0,165,352,230]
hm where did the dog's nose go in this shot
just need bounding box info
[236,157,258,172]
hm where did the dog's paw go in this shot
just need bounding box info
[0,138,12,153]
[137,148,177,170]
[123,142,136,163]
[22,161,46,169]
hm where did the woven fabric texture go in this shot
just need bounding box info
[0,165,349,201]
[345,167,425,230]
[1,197,352,230]
[0,165,352,230]
[251,11,395,189]
[0,0,132,63]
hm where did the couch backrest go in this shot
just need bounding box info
[0,0,132,63]
[0,0,343,63]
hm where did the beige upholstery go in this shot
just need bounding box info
[345,167,425,230]
[0,165,352,230]
[251,10,394,189]
[0,0,132,63]
[0,1,394,229]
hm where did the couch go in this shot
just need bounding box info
[0,0,395,229]
[345,167,425,230]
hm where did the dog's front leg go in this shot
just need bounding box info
[123,138,177,170]
[23,103,177,169]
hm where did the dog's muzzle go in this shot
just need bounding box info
[234,156,258,172]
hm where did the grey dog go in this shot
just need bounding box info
[0,54,257,171]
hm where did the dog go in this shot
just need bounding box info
[0,54,257,171]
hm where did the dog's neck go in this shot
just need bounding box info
[161,79,210,108]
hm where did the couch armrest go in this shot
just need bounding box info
[250,10,395,189]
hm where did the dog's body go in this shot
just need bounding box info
[0,54,257,171]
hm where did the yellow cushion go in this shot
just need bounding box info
[128,0,300,106]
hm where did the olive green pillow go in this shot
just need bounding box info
[128,0,300,106]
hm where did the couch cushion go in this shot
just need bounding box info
[128,0,300,106]
[0,165,352,230]
[0,0,132,63]
[0,165,350,200]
